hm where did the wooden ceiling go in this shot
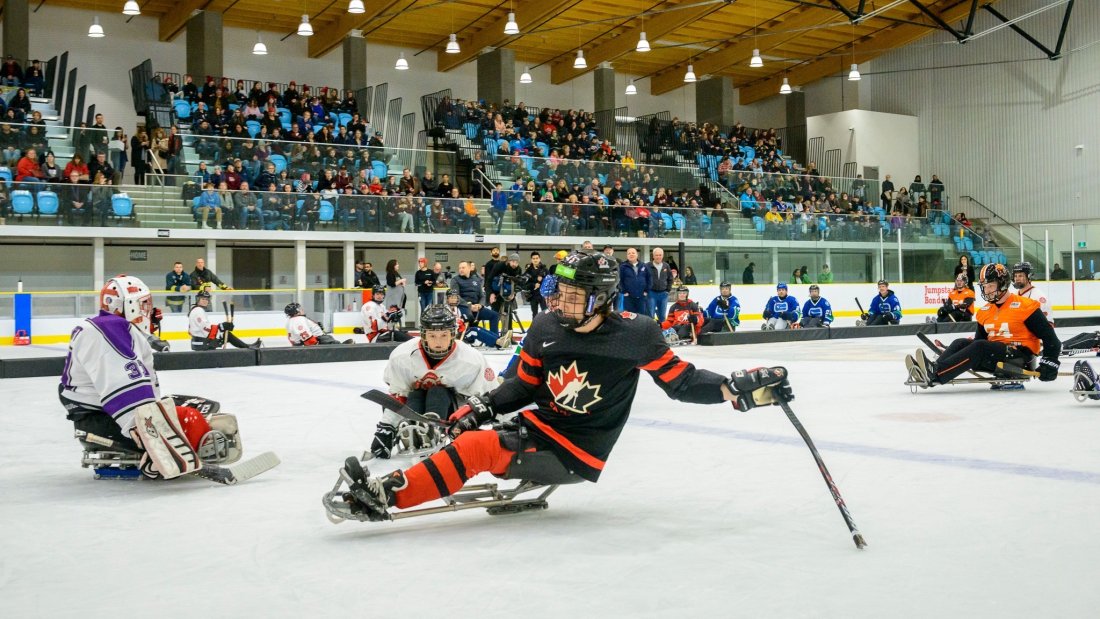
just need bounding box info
[44,0,984,103]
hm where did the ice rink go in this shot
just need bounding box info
[2,332,1099,618]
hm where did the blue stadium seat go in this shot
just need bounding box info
[111,194,134,219]
[173,100,191,120]
[36,191,59,217]
[752,216,765,234]
[269,154,287,174]
[318,200,335,226]
[970,251,982,265]
[371,160,388,182]
[338,113,352,128]
[963,237,974,251]
[11,190,33,215]
[246,120,261,138]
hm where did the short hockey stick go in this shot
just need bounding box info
[777,397,867,550]
[362,389,449,428]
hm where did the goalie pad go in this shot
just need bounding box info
[130,399,202,479]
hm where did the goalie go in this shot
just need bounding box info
[60,275,245,480]
[370,304,498,459]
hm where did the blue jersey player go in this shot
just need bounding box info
[762,282,800,330]
[700,282,740,334]
[799,285,833,328]
[860,280,902,326]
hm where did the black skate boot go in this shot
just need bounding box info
[1074,360,1100,401]
[340,457,404,522]
[370,422,397,459]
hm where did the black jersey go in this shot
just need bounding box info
[487,310,728,481]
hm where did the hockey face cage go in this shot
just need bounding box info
[100,275,154,333]
[420,305,458,359]
[979,264,1011,303]
[548,252,620,330]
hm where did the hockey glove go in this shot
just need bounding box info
[860,312,869,322]
[221,321,235,331]
[352,327,365,334]
[727,367,793,411]
[371,423,397,458]
[763,309,773,319]
[147,334,171,352]
[447,394,494,437]
[150,307,163,331]
[717,298,729,310]
[1037,357,1060,382]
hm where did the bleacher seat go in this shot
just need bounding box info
[963,237,974,251]
[246,121,261,138]
[0,167,14,188]
[338,113,352,128]
[371,161,388,182]
[11,190,34,216]
[753,216,765,234]
[269,154,287,174]
[970,251,982,265]
[318,200,335,226]
[110,194,134,220]
[36,191,59,217]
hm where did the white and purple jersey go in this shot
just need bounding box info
[60,311,161,433]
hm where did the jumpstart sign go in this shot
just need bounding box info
[924,285,952,305]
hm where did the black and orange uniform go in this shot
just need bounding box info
[390,310,728,508]
[661,300,705,340]
[931,293,1060,384]
[937,287,976,322]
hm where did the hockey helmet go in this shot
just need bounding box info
[719,281,732,291]
[878,279,889,288]
[445,289,461,305]
[808,284,820,297]
[675,286,690,301]
[420,304,458,359]
[549,250,620,330]
[776,282,788,295]
[955,273,968,288]
[284,302,302,317]
[978,263,1011,303]
[99,274,154,333]
[371,285,386,300]
[1011,261,1033,289]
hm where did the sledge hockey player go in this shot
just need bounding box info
[935,274,975,322]
[799,285,834,328]
[860,280,902,326]
[762,282,800,330]
[906,263,1060,389]
[60,275,245,479]
[661,286,705,344]
[1011,262,1052,325]
[359,285,412,343]
[369,304,498,459]
[700,282,740,334]
[325,250,794,523]
[1072,360,1100,401]
[285,302,351,346]
[446,288,512,350]
[188,287,262,350]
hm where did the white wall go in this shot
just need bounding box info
[807,109,919,186]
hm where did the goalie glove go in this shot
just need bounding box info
[1037,357,1060,382]
[727,367,793,411]
[447,394,494,437]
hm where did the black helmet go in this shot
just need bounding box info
[419,305,457,359]
[978,263,1010,303]
[809,284,820,293]
[551,250,620,330]
[675,286,690,300]
[719,281,731,289]
[195,287,212,301]
[284,302,302,317]
[877,279,889,288]
[1011,262,1033,289]
[371,285,386,297]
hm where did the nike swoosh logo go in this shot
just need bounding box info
[543,341,556,348]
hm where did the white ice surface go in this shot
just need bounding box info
[2,334,1099,618]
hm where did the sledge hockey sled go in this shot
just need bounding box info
[1071,360,1100,403]
[906,334,1037,393]
[1061,332,1100,358]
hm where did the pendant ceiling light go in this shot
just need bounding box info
[519,67,532,84]
[348,0,366,14]
[504,12,520,35]
[88,15,105,38]
[683,63,696,83]
[395,52,409,70]
[573,49,586,69]
[122,0,141,16]
[625,80,637,95]
[779,77,792,94]
[636,31,650,53]
[848,64,861,81]
[750,48,763,68]
[252,33,268,55]
[446,33,461,54]
[297,14,313,37]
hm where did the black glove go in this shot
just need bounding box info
[150,307,163,330]
[221,321,234,331]
[146,334,170,353]
[962,297,974,307]
[1037,357,1060,382]
[370,422,396,458]
[447,394,494,437]
[352,327,365,334]
[727,367,793,411]
[860,313,869,322]
[717,298,729,310]
[763,309,773,319]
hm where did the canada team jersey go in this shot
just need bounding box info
[287,315,325,345]
[764,295,800,320]
[486,311,729,482]
[1017,284,1052,324]
[361,301,389,342]
[662,301,704,332]
[802,298,834,323]
[975,293,1042,354]
[188,305,217,338]
[59,311,161,433]
[384,338,496,398]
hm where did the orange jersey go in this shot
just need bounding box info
[975,293,1042,354]
[948,287,976,314]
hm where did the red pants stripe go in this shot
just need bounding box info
[394,429,521,509]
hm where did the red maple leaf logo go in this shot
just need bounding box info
[547,361,602,415]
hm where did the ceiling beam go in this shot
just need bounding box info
[549,2,725,85]
[158,0,210,42]
[308,0,402,59]
[737,0,978,104]
[437,0,581,73]
[649,6,835,96]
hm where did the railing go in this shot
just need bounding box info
[152,72,341,107]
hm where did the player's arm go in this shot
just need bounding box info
[1024,308,1061,360]
[450,335,540,435]
[77,327,158,422]
[824,300,834,324]
[638,321,727,404]
[382,351,412,399]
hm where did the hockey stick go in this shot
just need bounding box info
[777,397,867,550]
[854,297,867,325]
[362,389,449,428]
[995,362,1040,378]
[78,431,280,485]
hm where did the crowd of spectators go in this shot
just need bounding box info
[0,56,47,95]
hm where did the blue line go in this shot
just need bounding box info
[209,365,1100,486]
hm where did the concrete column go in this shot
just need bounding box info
[824,248,832,272]
[93,237,105,290]
[342,31,368,92]
[593,64,615,113]
[205,239,217,275]
[476,48,515,108]
[770,247,779,285]
[344,241,356,289]
[295,239,307,297]
[186,11,223,81]
[696,76,735,129]
[2,0,29,63]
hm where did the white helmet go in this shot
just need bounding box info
[99,274,154,333]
